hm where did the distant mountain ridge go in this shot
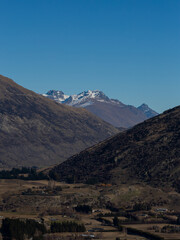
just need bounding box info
[43,90,158,128]
[43,90,118,106]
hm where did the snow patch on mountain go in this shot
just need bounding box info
[67,90,109,106]
[43,90,116,106]
[43,90,69,103]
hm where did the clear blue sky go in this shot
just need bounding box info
[0,0,179,113]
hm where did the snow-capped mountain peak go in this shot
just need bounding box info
[43,90,69,102]
[43,89,114,106]
[66,90,111,106]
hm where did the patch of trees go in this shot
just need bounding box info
[106,203,119,212]
[50,221,86,233]
[173,179,180,193]
[0,218,47,240]
[133,202,151,211]
[54,186,62,191]
[75,205,92,214]
[113,216,119,226]
[177,215,180,224]
[161,225,180,233]
[0,167,48,180]
[127,227,164,240]
[1,218,86,239]
[113,217,123,231]
[85,177,99,185]
[96,217,112,226]
[97,211,126,218]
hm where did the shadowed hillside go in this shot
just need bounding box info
[0,75,118,168]
[50,106,180,192]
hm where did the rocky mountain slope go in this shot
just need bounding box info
[43,90,158,128]
[50,105,180,192]
[138,103,158,118]
[0,75,118,168]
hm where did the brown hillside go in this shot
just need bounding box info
[0,75,118,168]
[50,106,180,192]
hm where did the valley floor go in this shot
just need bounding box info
[0,179,180,240]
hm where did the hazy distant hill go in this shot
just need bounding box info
[43,90,158,128]
[0,75,118,168]
[50,106,180,192]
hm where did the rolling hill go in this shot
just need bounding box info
[50,105,180,192]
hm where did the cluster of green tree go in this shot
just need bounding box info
[0,167,48,180]
[0,218,47,240]
[161,225,180,233]
[106,202,119,212]
[127,227,164,240]
[85,177,99,185]
[173,179,180,193]
[133,202,151,211]
[97,211,126,218]
[75,205,92,214]
[113,217,123,231]
[177,215,180,224]
[96,217,112,226]
[54,186,62,191]
[50,221,86,233]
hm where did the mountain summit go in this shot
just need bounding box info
[138,103,158,118]
[43,90,116,106]
[44,90,158,128]
[44,90,69,102]
[64,90,113,107]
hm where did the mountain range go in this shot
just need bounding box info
[0,75,118,168]
[43,90,158,128]
[50,105,180,192]
[1,74,179,195]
